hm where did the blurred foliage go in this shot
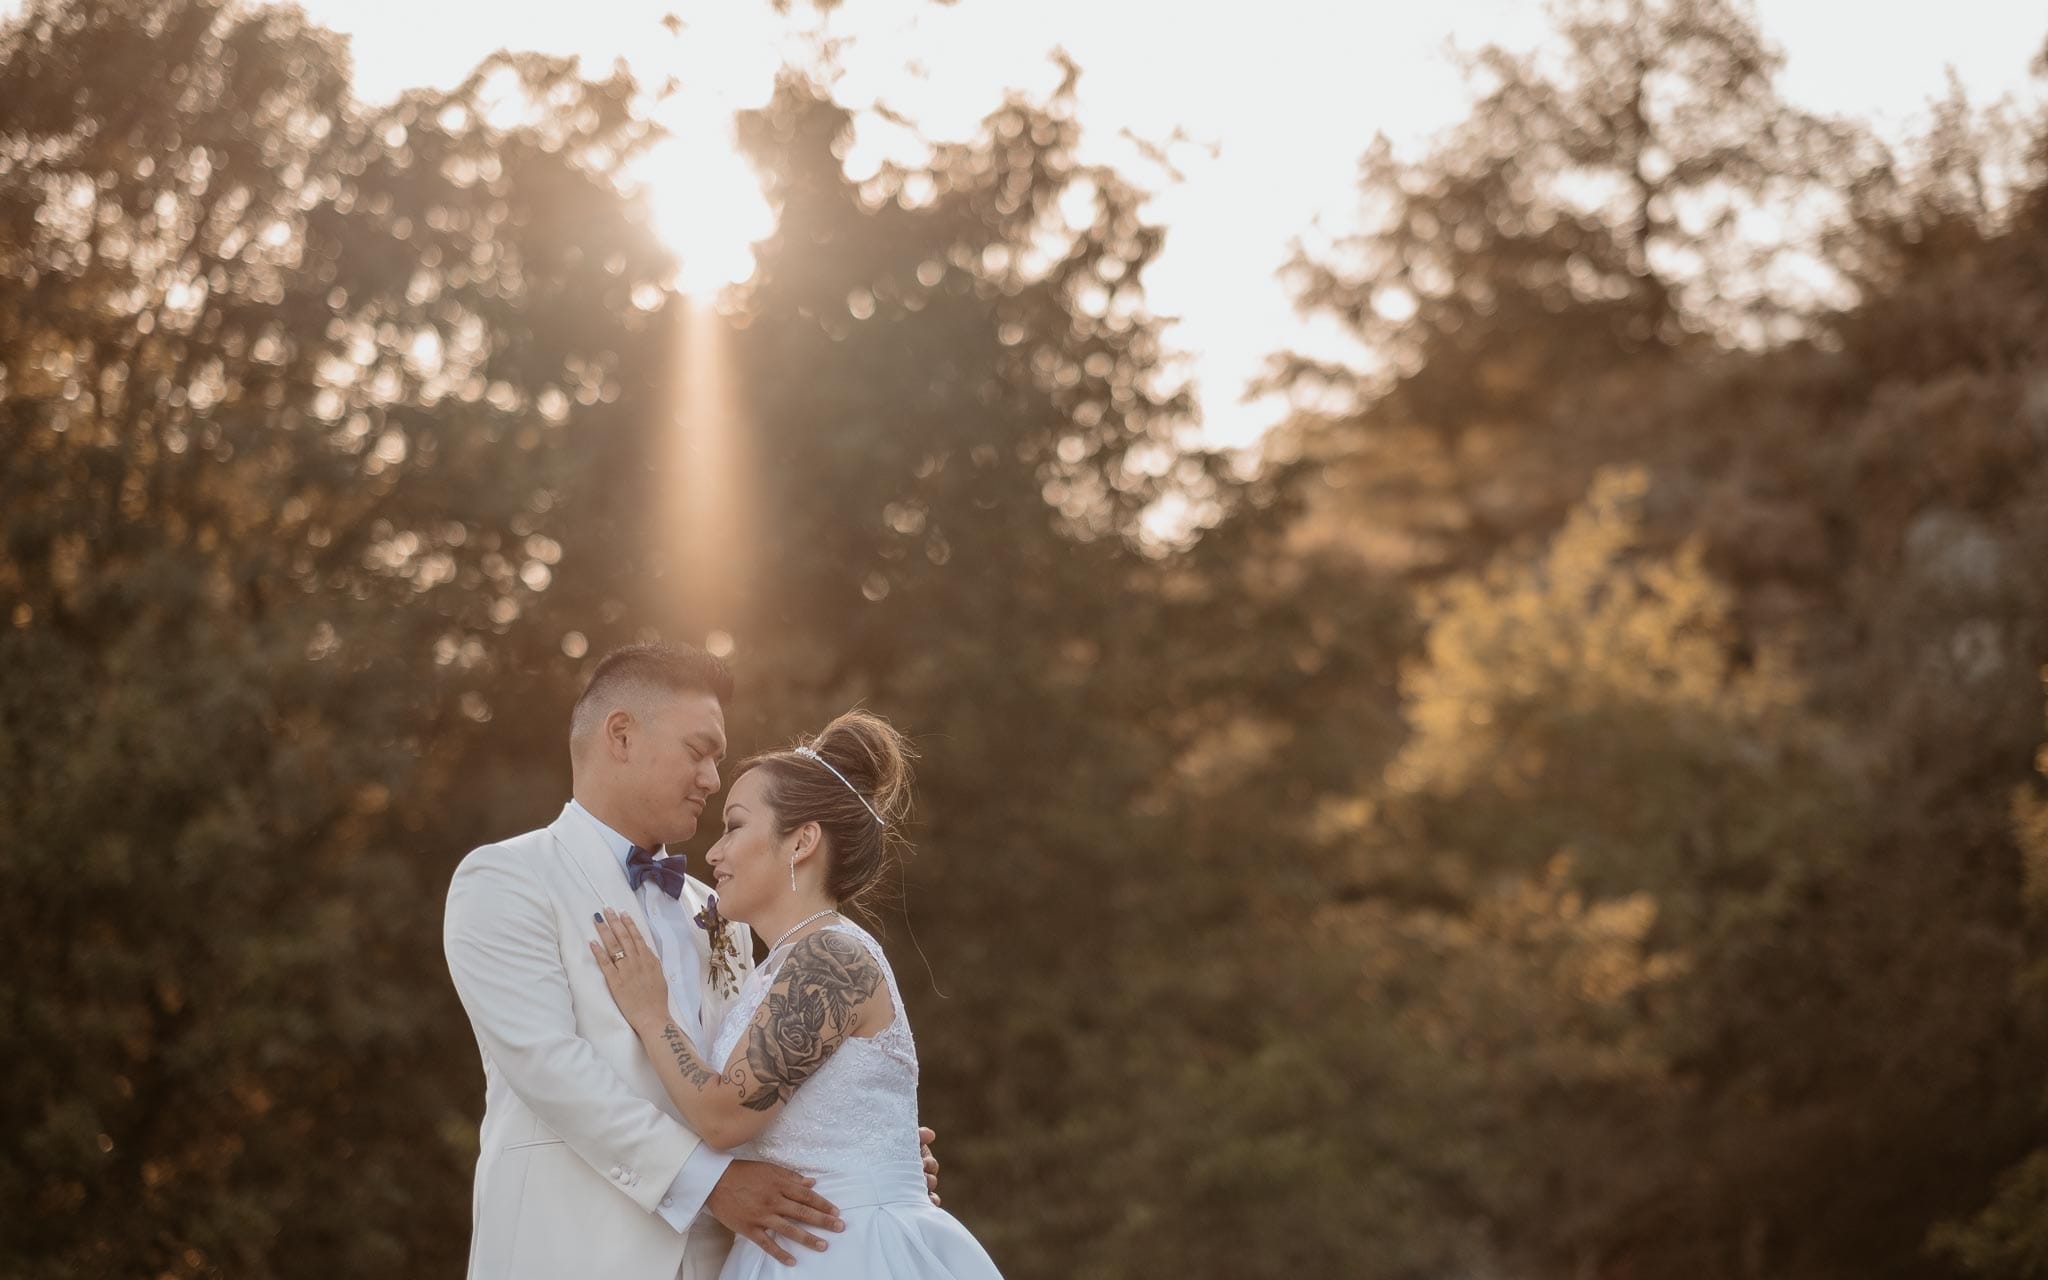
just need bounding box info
[1928,689,2048,1280]
[4,0,2048,1278]
[1267,1,2048,1276]
[0,0,678,1272]
[1268,0,1876,577]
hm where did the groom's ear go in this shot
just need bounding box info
[604,707,636,759]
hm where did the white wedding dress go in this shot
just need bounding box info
[708,919,1004,1280]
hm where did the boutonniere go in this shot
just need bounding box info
[693,892,742,998]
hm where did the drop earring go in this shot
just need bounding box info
[789,854,798,892]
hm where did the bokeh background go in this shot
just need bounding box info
[5,0,2048,1276]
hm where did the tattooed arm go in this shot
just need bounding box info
[591,911,887,1150]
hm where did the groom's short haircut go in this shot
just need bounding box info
[569,641,733,744]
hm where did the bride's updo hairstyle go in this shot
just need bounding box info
[743,709,916,912]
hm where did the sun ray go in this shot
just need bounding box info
[661,293,756,639]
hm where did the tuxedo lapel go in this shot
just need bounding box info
[554,803,727,1046]
[549,804,746,1049]
[549,804,657,944]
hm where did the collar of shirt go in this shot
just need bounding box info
[569,798,664,880]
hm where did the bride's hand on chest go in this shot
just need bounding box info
[589,910,671,1031]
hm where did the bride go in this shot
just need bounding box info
[589,709,1003,1279]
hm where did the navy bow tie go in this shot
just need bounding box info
[626,845,690,899]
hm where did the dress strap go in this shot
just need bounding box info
[820,921,915,1060]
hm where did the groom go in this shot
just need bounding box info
[446,642,853,1278]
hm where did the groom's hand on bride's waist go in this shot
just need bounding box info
[920,1125,941,1207]
[706,1159,844,1267]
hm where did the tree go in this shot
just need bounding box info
[1271,25,2048,1275]
[1290,469,1866,1276]
[1267,0,1868,576]
[0,1,679,1272]
[1927,695,2048,1280]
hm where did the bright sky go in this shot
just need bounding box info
[294,0,2045,447]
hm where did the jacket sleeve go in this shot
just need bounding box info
[444,844,701,1214]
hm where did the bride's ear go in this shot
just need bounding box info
[793,820,824,863]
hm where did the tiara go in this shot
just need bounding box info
[793,745,888,827]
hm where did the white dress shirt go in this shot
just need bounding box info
[570,800,734,1233]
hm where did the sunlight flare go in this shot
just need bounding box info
[632,5,783,296]
[641,111,778,296]
[662,294,756,630]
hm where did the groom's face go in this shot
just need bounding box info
[627,687,728,845]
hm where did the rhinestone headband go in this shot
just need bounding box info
[792,745,888,827]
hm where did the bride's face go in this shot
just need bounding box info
[703,769,789,924]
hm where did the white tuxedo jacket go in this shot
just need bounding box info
[444,803,754,1280]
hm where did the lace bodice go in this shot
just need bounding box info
[708,919,923,1175]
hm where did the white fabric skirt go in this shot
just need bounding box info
[717,1158,1003,1280]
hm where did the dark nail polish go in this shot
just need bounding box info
[593,912,603,923]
